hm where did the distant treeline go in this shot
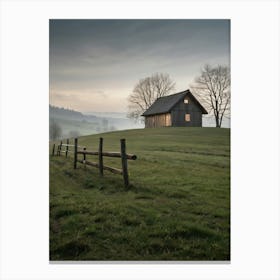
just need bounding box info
[49,105,98,122]
[50,105,84,118]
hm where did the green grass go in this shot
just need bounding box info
[49,127,230,261]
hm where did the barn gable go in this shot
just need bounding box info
[142,89,207,128]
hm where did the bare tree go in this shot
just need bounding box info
[191,65,230,128]
[49,119,62,140]
[128,73,175,121]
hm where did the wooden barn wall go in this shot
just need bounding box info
[145,113,171,128]
[171,98,202,127]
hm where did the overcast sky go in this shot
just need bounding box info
[49,19,230,113]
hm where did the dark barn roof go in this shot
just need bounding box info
[142,90,208,116]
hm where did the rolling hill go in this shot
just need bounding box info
[49,127,230,261]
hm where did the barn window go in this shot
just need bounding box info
[185,114,191,122]
[184,98,189,104]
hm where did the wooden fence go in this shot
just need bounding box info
[51,138,137,188]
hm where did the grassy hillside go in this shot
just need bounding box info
[49,127,230,261]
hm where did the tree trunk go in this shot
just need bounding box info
[215,118,220,127]
[219,115,224,128]
[215,112,220,128]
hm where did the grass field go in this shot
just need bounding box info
[49,127,230,261]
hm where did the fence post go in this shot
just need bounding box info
[59,140,62,156]
[99,137,103,176]
[52,144,55,156]
[74,138,78,169]
[83,147,86,166]
[120,139,129,188]
[66,139,69,158]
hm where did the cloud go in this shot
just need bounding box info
[89,90,107,98]
[50,19,230,112]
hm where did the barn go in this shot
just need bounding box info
[142,89,208,128]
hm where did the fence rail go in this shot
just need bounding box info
[76,151,137,160]
[51,137,137,188]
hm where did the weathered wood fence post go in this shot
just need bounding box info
[120,139,129,188]
[66,139,69,158]
[59,140,62,156]
[74,138,78,169]
[83,147,86,166]
[52,144,55,156]
[99,137,104,176]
